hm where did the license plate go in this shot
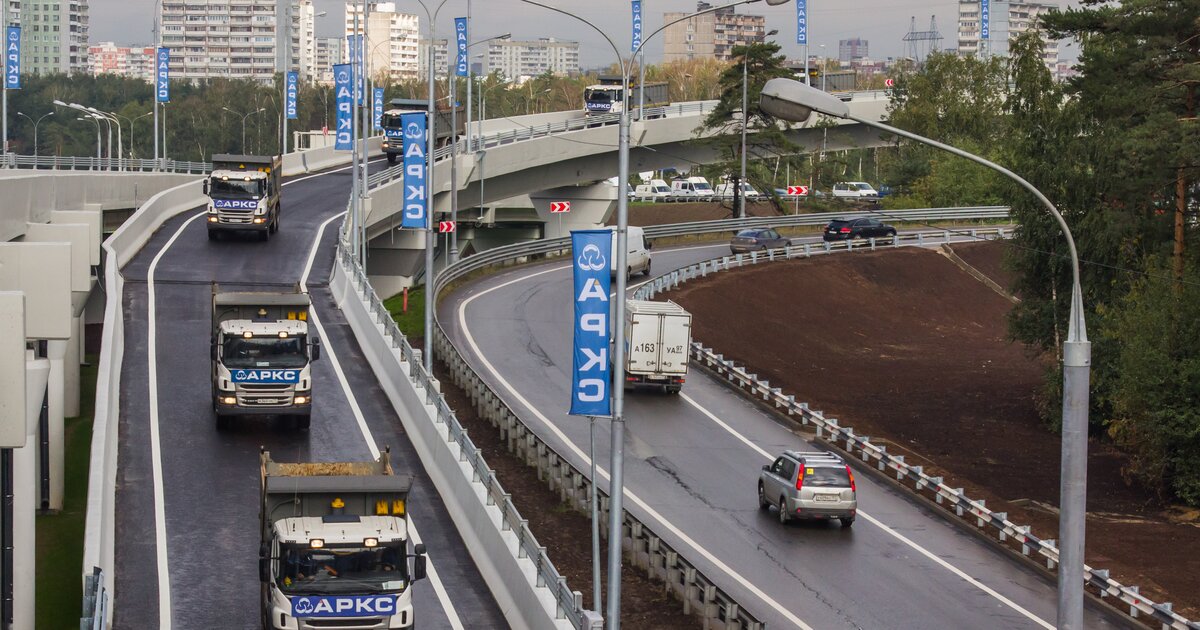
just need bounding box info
[257,398,278,404]
[814,494,838,503]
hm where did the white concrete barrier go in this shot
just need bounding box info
[282,137,381,177]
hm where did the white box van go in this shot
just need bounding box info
[832,181,879,199]
[605,225,652,278]
[623,300,691,393]
[715,182,761,201]
[671,177,715,201]
[635,179,672,201]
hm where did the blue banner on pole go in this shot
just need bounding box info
[286,71,299,120]
[347,35,364,104]
[156,47,170,102]
[334,63,353,151]
[796,0,808,45]
[980,0,990,41]
[4,27,20,90]
[631,1,643,53]
[400,112,427,230]
[454,18,468,77]
[570,230,613,417]
[373,87,384,131]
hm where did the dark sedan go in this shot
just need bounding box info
[823,217,897,242]
[730,228,791,254]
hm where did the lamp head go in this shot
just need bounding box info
[497,34,511,40]
[763,0,792,5]
[52,99,66,107]
[759,78,849,122]
[766,29,779,37]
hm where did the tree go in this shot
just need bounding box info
[696,42,798,213]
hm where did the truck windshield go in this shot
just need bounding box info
[278,544,408,595]
[693,182,713,191]
[585,88,621,103]
[210,177,263,199]
[222,335,308,368]
[380,113,403,129]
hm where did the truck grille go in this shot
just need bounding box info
[302,619,385,629]
[236,383,294,407]
[217,209,254,224]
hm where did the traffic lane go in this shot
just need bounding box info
[444,266,1038,629]
[306,286,507,627]
[442,251,1119,629]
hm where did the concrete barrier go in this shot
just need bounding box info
[282,137,381,177]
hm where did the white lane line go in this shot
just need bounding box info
[146,210,205,629]
[457,273,816,630]
[282,156,387,187]
[677,392,1054,629]
[300,213,466,630]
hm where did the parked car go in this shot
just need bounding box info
[832,181,880,199]
[823,217,896,242]
[730,228,790,254]
[759,451,857,527]
[715,182,762,201]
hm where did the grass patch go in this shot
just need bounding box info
[36,356,97,628]
[383,287,425,340]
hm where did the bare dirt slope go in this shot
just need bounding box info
[664,240,1200,619]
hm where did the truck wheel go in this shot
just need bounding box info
[270,214,279,234]
[294,414,311,430]
[387,153,398,165]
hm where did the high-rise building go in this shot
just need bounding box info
[13,0,89,75]
[89,42,155,82]
[344,2,420,81]
[663,1,766,63]
[839,38,868,62]
[314,37,343,86]
[158,0,315,84]
[483,38,579,80]
[418,38,448,80]
[957,0,1059,71]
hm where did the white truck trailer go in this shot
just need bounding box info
[623,300,692,393]
[259,449,427,630]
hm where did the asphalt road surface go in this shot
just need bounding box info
[440,234,1123,630]
[112,160,506,629]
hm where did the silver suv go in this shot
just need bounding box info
[759,451,857,527]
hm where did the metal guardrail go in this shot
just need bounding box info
[0,152,211,173]
[80,567,108,630]
[629,229,1200,630]
[640,206,1010,240]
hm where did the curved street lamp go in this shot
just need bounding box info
[223,106,265,154]
[515,3,792,627]
[759,77,1092,630]
[15,111,53,160]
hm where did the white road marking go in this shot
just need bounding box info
[301,213,466,630]
[146,210,205,629]
[679,386,1055,629]
[457,272,816,630]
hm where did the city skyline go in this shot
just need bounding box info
[87,0,1076,69]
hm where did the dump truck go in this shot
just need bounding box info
[205,153,283,241]
[211,285,319,429]
[584,76,670,116]
[259,449,427,629]
[380,98,465,164]
[623,300,692,393]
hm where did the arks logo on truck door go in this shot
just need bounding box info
[230,369,300,384]
[291,595,398,618]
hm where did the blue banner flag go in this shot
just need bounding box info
[334,63,353,151]
[347,35,364,104]
[570,230,613,417]
[795,0,807,45]
[980,0,990,40]
[631,1,643,53]
[156,47,170,102]
[4,27,20,90]
[454,18,468,77]
[373,87,384,131]
[400,112,427,229]
[285,71,299,120]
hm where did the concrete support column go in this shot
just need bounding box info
[63,318,82,418]
[45,340,67,512]
[529,183,618,239]
[14,354,49,630]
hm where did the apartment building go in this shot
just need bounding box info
[158,0,315,84]
[957,0,1059,71]
[663,1,765,63]
[10,0,90,75]
[839,38,868,62]
[482,38,579,80]
[314,36,342,85]
[418,38,447,80]
[344,2,420,81]
[88,41,155,82]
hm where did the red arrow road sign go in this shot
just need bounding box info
[438,221,456,233]
[885,78,895,88]
[549,201,571,213]
[786,185,809,196]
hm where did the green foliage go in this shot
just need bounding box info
[1100,259,1200,504]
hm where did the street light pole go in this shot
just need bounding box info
[16,112,53,160]
[738,29,777,219]
[131,112,152,159]
[760,77,1091,630]
[414,0,449,373]
[516,3,791,627]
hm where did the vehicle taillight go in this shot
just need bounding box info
[796,468,805,491]
[839,227,851,233]
[846,465,856,492]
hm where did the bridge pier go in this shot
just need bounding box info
[530,183,617,239]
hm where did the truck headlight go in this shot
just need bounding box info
[294,395,308,404]
[222,396,237,405]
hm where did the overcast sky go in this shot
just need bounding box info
[88,0,1074,67]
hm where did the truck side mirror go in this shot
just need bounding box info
[210,339,218,361]
[310,340,320,361]
[762,464,770,472]
[413,555,427,582]
[203,180,209,195]
[646,240,654,250]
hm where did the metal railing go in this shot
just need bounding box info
[1,152,211,174]
[80,567,108,630]
[640,206,1010,240]
[629,228,1200,630]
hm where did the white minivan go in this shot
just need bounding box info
[605,225,652,278]
[832,181,880,199]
